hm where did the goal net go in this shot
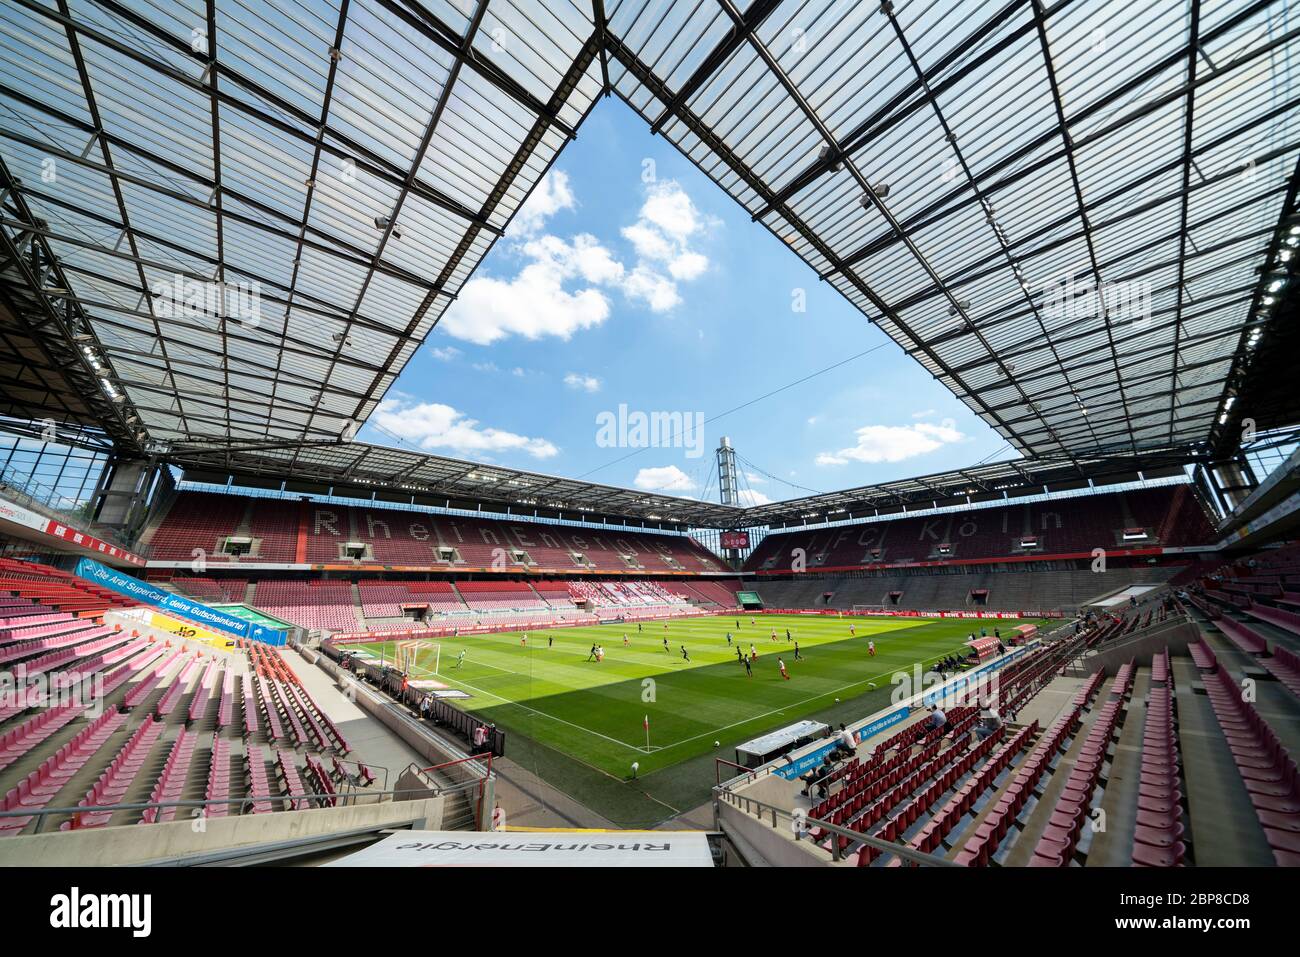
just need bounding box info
[393,639,440,675]
[850,604,890,616]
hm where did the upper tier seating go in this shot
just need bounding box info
[147,491,726,572]
[147,492,247,560]
[743,485,1215,573]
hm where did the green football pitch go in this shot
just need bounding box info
[352,613,1051,826]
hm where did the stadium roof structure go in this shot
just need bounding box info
[1,0,1298,523]
[168,435,1202,530]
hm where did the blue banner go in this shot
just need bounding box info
[772,706,910,780]
[74,558,286,645]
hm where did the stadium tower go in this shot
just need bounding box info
[716,436,742,567]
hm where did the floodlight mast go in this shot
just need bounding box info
[716,436,742,567]
[717,436,739,507]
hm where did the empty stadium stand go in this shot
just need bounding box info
[748,566,1182,614]
[455,580,548,612]
[743,486,1215,573]
[716,578,1300,868]
[0,627,385,838]
[0,558,138,618]
[147,491,726,573]
[250,580,359,632]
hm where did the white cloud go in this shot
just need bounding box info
[441,241,615,346]
[668,250,709,281]
[633,465,695,493]
[374,398,558,460]
[806,415,819,426]
[472,361,499,373]
[512,367,526,377]
[816,419,965,465]
[736,488,772,506]
[911,408,937,419]
[564,372,601,393]
[619,180,714,310]
[623,264,681,311]
[442,178,713,345]
[429,346,461,361]
[511,170,575,237]
[621,222,675,262]
[743,472,766,485]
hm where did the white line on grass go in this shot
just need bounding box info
[368,618,964,759]
[405,658,651,753]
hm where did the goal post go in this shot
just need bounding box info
[850,604,889,616]
[396,639,439,675]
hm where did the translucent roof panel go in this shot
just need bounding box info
[0,0,1295,512]
[600,0,1296,461]
[1,0,602,449]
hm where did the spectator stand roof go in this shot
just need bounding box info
[0,0,1296,525]
[170,437,1200,531]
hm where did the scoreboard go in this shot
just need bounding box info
[720,530,750,550]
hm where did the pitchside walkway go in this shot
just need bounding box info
[292,655,425,783]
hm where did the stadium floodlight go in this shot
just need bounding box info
[948,299,972,316]
[374,215,391,229]
[817,145,842,172]
[859,184,891,207]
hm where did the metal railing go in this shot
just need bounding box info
[0,778,486,836]
[714,788,953,866]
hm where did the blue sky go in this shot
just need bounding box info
[362,98,1013,506]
